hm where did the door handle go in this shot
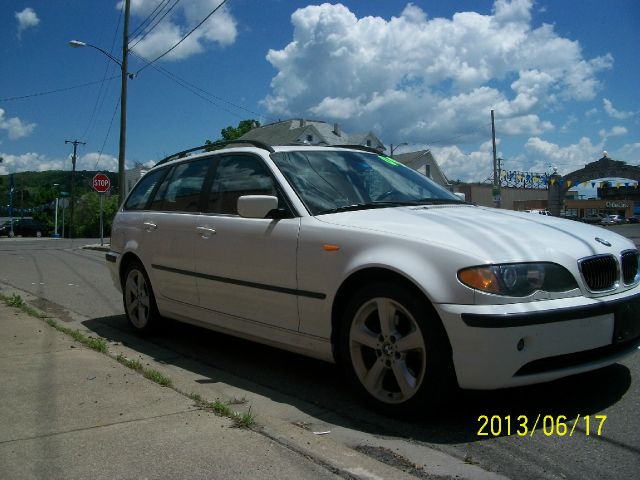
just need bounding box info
[143,221,157,231]
[196,226,216,237]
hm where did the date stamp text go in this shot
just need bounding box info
[477,414,607,437]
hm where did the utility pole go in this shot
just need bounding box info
[491,110,500,208]
[65,139,85,238]
[119,0,131,206]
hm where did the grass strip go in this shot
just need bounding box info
[1,293,46,319]
[2,292,255,427]
[143,368,173,387]
[116,353,143,371]
[45,318,108,353]
[188,393,255,428]
[116,353,172,386]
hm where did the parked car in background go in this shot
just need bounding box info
[600,215,626,226]
[627,216,639,224]
[107,141,640,416]
[0,218,48,237]
[583,213,605,224]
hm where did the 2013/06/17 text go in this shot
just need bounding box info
[477,414,607,437]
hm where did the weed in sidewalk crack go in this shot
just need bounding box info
[46,318,108,353]
[116,353,143,371]
[189,395,255,428]
[1,293,46,319]
[143,369,172,387]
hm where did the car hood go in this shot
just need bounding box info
[315,204,634,262]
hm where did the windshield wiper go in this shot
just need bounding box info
[317,201,421,215]
[316,202,413,215]
[316,198,465,214]
[411,198,466,205]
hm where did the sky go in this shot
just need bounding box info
[1,0,639,193]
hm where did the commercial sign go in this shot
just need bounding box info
[605,201,628,208]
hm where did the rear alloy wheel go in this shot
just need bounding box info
[123,261,160,334]
[340,283,453,416]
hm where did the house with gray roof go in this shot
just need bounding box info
[393,150,450,188]
[239,119,385,151]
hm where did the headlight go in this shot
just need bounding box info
[458,262,578,297]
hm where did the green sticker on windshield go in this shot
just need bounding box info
[378,155,400,166]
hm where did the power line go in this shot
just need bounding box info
[422,122,492,147]
[0,77,120,103]
[130,0,173,37]
[129,0,182,49]
[81,4,124,141]
[136,0,229,74]
[95,96,121,171]
[130,50,261,119]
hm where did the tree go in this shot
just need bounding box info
[205,119,260,147]
[73,191,119,237]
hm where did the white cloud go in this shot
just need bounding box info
[263,1,613,146]
[431,142,495,182]
[432,133,636,183]
[603,98,634,120]
[560,114,577,132]
[524,136,603,174]
[613,143,640,163]
[0,109,37,140]
[0,152,52,175]
[599,125,628,139]
[0,151,120,176]
[125,0,237,61]
[15,7,40,38]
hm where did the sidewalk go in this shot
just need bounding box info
[0,302,379,480]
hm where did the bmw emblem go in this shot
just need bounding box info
[595,237,612,247]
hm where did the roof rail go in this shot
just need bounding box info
[332,144,384,154]
[156,139,275,166]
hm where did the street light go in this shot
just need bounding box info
[68,0,130,206]
[68,40,123,67]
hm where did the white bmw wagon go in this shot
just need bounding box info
[107,141,640,415]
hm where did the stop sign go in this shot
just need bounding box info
[92,173,111,193]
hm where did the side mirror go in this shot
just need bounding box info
[454,192,466,201]
[237,195,279,218]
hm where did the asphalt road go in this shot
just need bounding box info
[1,226,639,480]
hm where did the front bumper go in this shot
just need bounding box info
[437,289,640,390]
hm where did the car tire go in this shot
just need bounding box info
[122,261,161,335]
[339,282,455,417]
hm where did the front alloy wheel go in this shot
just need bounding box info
[340,283,453,416]
[349,297,426,404]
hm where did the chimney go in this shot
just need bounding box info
[299,119,306,127]
[333,123,341,137]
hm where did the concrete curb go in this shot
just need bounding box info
[0,284,507,480]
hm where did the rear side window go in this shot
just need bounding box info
[206,155,278,215]
[124,168,166,210]
[150,159,210,212]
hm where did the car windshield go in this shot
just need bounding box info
[271,150,463,215]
